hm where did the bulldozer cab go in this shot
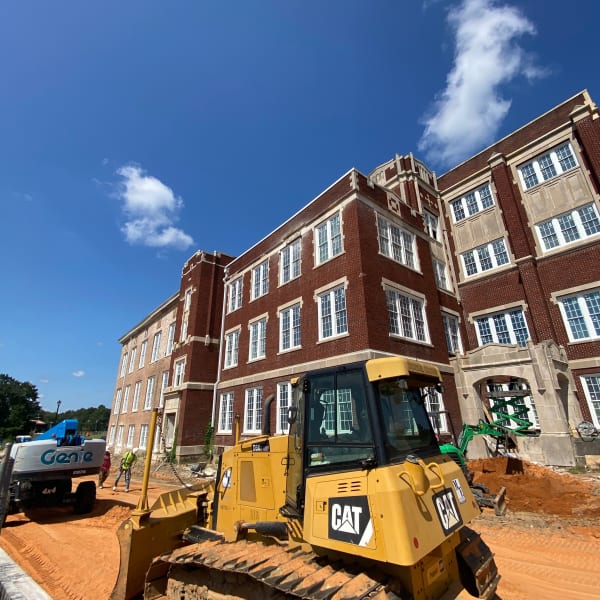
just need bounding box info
[285,359,441,515]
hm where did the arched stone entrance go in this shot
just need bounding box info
[450,340,584,466]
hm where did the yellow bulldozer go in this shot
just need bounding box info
[111,356,499,600]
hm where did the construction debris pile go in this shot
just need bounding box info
[469,456,600,518]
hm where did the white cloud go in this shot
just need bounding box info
[115,165,195,250]
[72,370,85,378]
[39,378,49,384]
[418,0,546,168]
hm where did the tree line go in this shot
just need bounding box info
[0,373,110,442]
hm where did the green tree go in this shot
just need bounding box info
[0,374,41,441]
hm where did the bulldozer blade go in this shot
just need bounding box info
[110,486,207,600]
[493,486,507,516]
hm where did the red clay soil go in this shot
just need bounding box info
[469,456,600,518]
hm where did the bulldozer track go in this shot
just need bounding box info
[147,539,404,600]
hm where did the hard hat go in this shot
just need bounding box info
[133,447,139,453]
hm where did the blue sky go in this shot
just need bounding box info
[1,0,599,413]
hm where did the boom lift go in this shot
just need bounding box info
[112,357,499,600]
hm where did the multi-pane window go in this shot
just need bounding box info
[128,347,137,373]
[377,214,416,268]
[423,211,439,240]
[276,382,291,434]
[132,381,141,412]
[224,330,240,368]
[108,425,116,445]
[425,388,448,433]
[280,303,301,351]
[581,375,600,428]
[315,213,343,265]
[144,376,155,409]
[249,318,267,360]
[251,260,269,300]
[385,288,428,342]
[114,388,122,414]
[218,392,234,433]
[151,332,162,362]
[116,425,124,448]
[280,238,301,284]
[159,371,169,408]
[475,308,530,347]
[461,238,509,276]
[450,183,495,222]
[536,204,600,251]
[122,385,130,413]
[244,387,263,434]
[433,259,450,291]
[518,142,578,190]
[120,353,128,377]
[228,277,243,312]
[181,289,192,341]
[442,313,462,354]
[139,424,149,450]
[166,322,176,355]
[138,340,147,369]
[174,359,186,386]
[559,289,600,341]
[126,425,135,448]
[318,286,348,340]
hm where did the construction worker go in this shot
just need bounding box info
[112,447,138,492]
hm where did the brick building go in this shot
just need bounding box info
[107,250,233,461]
[108,89,600,467]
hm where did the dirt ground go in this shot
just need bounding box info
[1,458,600,600]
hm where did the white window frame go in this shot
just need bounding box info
[151,331,162,362]
[166,322,176,355]
[581,375,600,429]
[228,277,243,312]
[113,388,122,414]
[280,238,301,284]
[109,425,116,445]
[139,424,149,450]
[558,289,600,342]
[276,382,291,434]
[251,260,269,300]
[138,340,147,369]
[317,285,348,340]
[423,210,439,240]
[224,329,240,368]
[442,312,462,355]
[385,286,429,343]
[517,142,578,190]
[126,424,135,448]
[120,353,128,377]
[475,308,530,347]
[535,203,600,252]
[116,424,124,448]
[128,347,137,373]
[377,213,417,269]
[244,387,263,434]
[132,381,141,412]
[218,392,234,434]
[122,385,130,413]
[315,212,343,265]
[433,259,451,291]
[174,359,186,387]
[144,376,155,410]
[159,371,169,408]
[461,238,510,277]
[249,317,267,361]
[279,303,301,351]
[450,183,495,223]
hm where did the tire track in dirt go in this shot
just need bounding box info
[476,523,600,600]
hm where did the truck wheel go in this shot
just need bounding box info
[74,481,96,514]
